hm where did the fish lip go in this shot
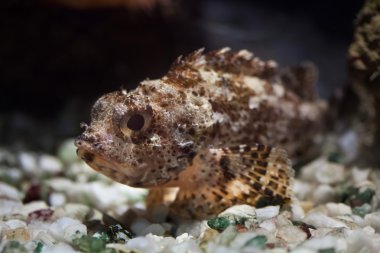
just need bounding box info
[75,139,148,186]
[74,136,176,188]
[75,137,121,172]
[74,135,93,150]
[76,147,172,188]
[75,135,105,159]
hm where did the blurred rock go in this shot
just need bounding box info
[346,0,380,166]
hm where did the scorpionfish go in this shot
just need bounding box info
[75,48,327,219]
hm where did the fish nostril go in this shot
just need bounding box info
[80,122,89,130]
[94,142,104,150]
[74,138,83,147]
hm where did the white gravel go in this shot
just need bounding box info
[0,140,380,253]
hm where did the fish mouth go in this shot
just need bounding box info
[74,138,167,187]
[76,148,170,187]
[76,148,125,180]
[75,137,136,185]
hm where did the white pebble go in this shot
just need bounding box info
[365,212,380,233]
[352,167,370,185]
[0,168,22,182]
[141,224,166,236]
[300,158,345,184]
[38,155,63,174]
[338,130,359,161]
[229,232,259,248]
[276,212,293,227]
[351,214,366,227]
[126,236,160,253]
[66,162,96,180]
[0,182,21,200]
[21,201,48,216]
[221,226,241,246]
[346,230,380,253]
[206,243,241,253]
[312,227,336,238]
[57,139,78,164]
[49,217,87,242]
[300,158,324,181]
[41,242,81,253]
[28,219,57,240]
[18,152,37,174]
[67,181,144,211]
[176,220,208,238]
[293,180,313,200]
[291,247,317,253]
[278,225,307,244]
[46,178,74,192]
[5,219,27,229]
[49,193,66,207]
[303,212,348,228]
[264,248,288,253]
[175,232,192,243]
[362,225,376,235]
[301,235,338,251]
[315,162,345,184]
[60,203,92,221]
[218,204,257,221]
[259,219,276,232]
[312,184,336,204]
[0,199,23,216]
[291,200,306,221]
[325,203,352,217]
[336,215,361,229]
[170,238,201,253]
[255,206,280,221]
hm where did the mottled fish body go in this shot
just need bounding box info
[75,48,326,219]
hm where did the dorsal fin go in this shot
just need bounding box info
[203,47,278,79]
[164,48,205,88]
[164,48,279,88]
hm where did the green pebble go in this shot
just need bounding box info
[340,186,358,204]
[34,242,43,253]
[327,152,344,163]
[207,217,230,231]
[94,232,111,243]
[340,186,375,207]
[1,241,28,253]
[357,188,375,204]
[244,235,268,249]
[73,235,115,253]
[353,204,372,217]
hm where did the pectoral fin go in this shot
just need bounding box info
[166,143,294,219]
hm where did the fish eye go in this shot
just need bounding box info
[126,113,145,131]
[119,108,152,136]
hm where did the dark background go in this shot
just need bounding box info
[0,0,363,151]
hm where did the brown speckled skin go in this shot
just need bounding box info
[75,48,326,218]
